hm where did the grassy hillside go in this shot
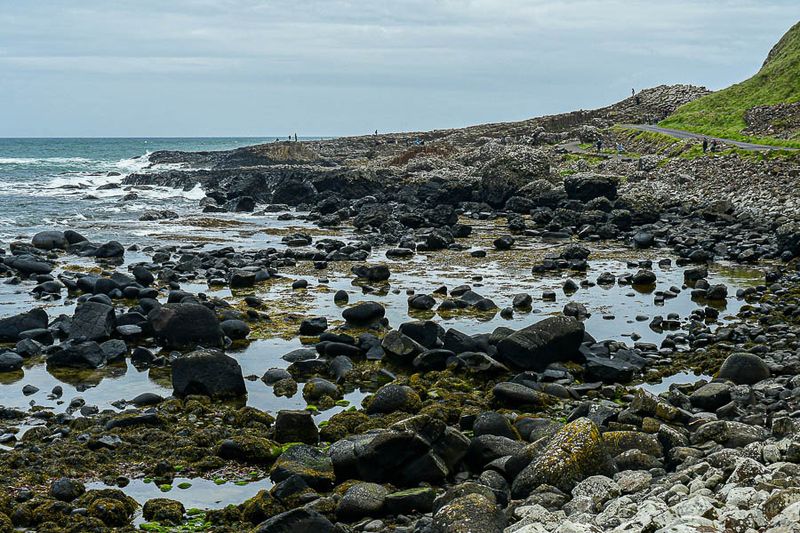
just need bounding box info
[660,21,800,148]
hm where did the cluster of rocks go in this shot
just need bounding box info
[744,102,800,139]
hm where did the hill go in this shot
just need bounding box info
[660,21,800,147]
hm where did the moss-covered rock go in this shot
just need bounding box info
[602,430,663,458]
[511,417,615,497]
[206,503,243,526]
[216,435,282,464]
[0,512,11,533]
[142,498,185,525]
[320,410,370,441]
[77,488,138,528]
[241,489,286,524]
[433,493,506,532]
[270,444,335,490]
[87,498,132,527]
[30,500,73,526]
[365,384,422,415]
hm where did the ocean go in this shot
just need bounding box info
[0,137,318,244]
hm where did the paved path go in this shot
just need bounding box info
[622,124,798,151]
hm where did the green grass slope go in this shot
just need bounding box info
[660,21,800,147]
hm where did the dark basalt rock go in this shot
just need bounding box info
[149,303,225,348]
[0,309,48,342]
[717,352,771,385]
[496,316,584,370]
[342,302,385,325]
[68,302,116,342]
[252,508,335,533]
[274,410,319,444]
[171,349,246,399]
[46,340,106,369]
[564,173,617,202]
[32,231,68,250]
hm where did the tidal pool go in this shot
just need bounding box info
[636,370,713,395]
[87,476,274,524]
[0,215,764,447]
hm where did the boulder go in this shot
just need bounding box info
[496,316,584,370]
[253,509,335,533]
[3,255,53,275]
[689,382,732,411]
[32,231,68,250]
[0,311,51,342]
[366,384,422,415]
[336,482,388,520]
[342,302,386,325]
[433,493,506,533]
[564,173,617,202]
[0,352,24,372]
[50,478,85,502]
[93,240,125,258]
[717,352,770,385]
[479,145,550,207]
[149,303,225,348]
[274,410,319,444]
[352,264,391,282]
[142,498,185,526]
[171,349,246,399]
[299,317,328,336]
[220,319,250,340]
[512,417,615,497]
[69,302,116,341]
[270,444,335,490]
[229,269,256,288]
[46,341,106,368]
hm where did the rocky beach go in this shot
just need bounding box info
[3,29,800,533]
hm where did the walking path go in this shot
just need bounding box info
[621,124,798,151]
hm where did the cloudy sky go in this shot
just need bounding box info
[0,1,796,137]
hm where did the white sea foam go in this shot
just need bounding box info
[0,157,94,165]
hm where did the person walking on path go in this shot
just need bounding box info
[631,88,635,97]
[702,138,708,153]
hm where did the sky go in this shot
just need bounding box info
[0,1,797,137]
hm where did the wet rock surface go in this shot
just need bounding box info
[2,83,800,532]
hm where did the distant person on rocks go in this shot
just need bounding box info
[294,133,297,142]
[595,139,603,153]
[710,140,718,153]
[702,138,708,153]
[616,142,624,156]
[375,129,378,136]
[631,88,635,97]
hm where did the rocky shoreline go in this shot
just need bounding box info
[2,85,800,532]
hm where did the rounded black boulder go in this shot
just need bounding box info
[0,352,23,372]
[50,478,85,502]
[32,231,68,250]
[171,349,246,399]
[221,319,250,340]
[149,303,225,348]
[717,352,770,385]
[342,302,385,325]
[253,508,334,533]
[366,384,421,415]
